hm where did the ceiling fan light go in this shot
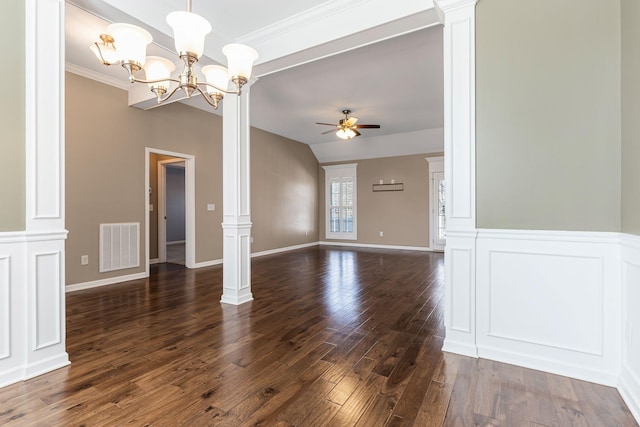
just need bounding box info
[143,56,176,90]
[223,43,259,81]
[202,65,229,95]
[336,128,356,140]
[107,23,152,67]
[166,11,212,59]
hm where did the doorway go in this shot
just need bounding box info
[426,156,445,251]
[145,148,196,275]
[158,159,186,265]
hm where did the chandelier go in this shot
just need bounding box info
[90,0,258,110]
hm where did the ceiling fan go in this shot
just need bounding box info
[316,109,381,139]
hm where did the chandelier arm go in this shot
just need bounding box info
[197,81,240,96]
[155,85,183,104]
[129,76,181,86]
[194,85,221,109]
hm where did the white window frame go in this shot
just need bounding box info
[323,163,358,240]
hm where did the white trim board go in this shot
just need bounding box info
[251,242,320,258]
[66,272,148,293]
[320,241,432,252]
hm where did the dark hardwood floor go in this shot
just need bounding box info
[0,246,636,426]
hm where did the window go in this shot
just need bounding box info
[323,163,357,240]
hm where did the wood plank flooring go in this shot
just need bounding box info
[0,246,636,426]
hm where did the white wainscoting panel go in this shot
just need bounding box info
[34,252,62,350]
[476,230,621,386]
[0,241,27,388]
[25,235,69,380]
[620,235,640,422]
[442,230,478,357]
[0,256,10,360]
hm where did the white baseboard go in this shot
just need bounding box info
[149,258,159,265]
[442,339,478,358]
[251,242,320,258]
[479,345,618,387]
[192,258,223,268]
[167,240,185,245]
[320,241,432,252]
[66,272,148,293]
[620,366,640,423]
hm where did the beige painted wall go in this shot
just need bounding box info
[621,0,640,235]
[251,128,319,252]
[319,154,438,247]
[0,0,25,231]
[476,0,621,231]
[66,73,318,285]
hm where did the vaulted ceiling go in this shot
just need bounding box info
[66,0,444,162]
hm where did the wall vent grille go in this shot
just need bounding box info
[99,223,140,272]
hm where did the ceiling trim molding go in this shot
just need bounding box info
[65,62,129,90]
[240,0,434,64]
[238,0,369,46]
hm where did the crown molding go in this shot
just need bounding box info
[239,0,434,64]
[238,0,370,47]
[65,62,129,90]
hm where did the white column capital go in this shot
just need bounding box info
[434,0,478,24]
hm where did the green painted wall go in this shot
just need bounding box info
[621,0,640,235]
[476,0,621,231]
[0,0,25,231]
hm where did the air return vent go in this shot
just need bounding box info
[99,223,140,272]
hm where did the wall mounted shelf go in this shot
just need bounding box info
[372,183,404,192]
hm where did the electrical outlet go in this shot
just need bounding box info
[149,204,154,212]
[207,204,215,211]
[379,231,384,237]
[81,255,89,265]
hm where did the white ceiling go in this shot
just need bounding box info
[65,0,444,161]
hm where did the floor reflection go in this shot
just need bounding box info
[323,249,361,325]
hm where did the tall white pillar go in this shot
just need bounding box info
[221,88,253,305]
[435,0,478,357]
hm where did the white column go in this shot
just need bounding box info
[221,88,253,305]
[435,0,478,357]
[24,0,69,379]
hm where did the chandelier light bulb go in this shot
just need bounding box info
[166,11,212,59]
[202,65,230,95]
[89,34,119,65]
[223,43,259,82]
[143,56,176,91]
[107,23,152,68]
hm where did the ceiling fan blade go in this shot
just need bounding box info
[321,129,336,135]
[353,129,361,137]
[316,122,338,126]
[345,117,358,127]
[353,124,381,129]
